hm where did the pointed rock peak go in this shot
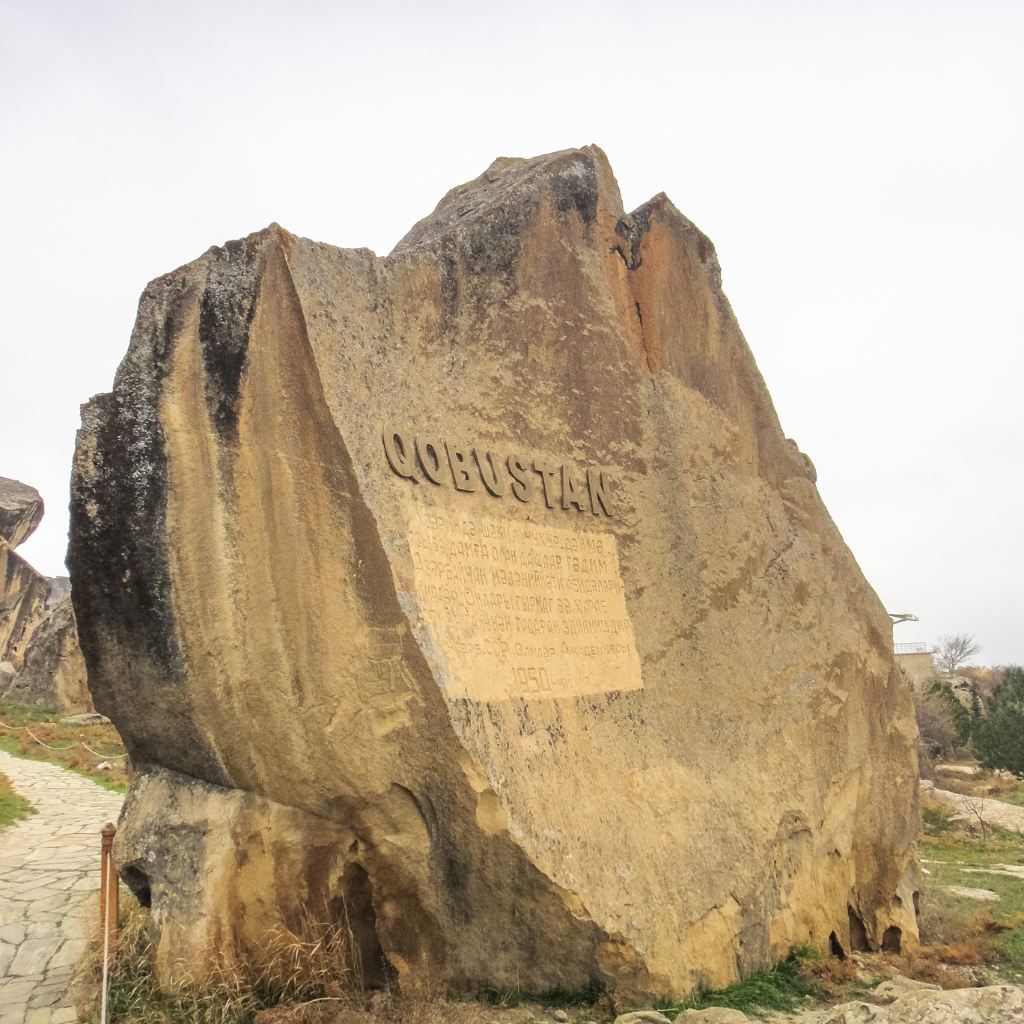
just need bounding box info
[392,144,624,256]
[0,477,44,548]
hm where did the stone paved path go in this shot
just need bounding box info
[0,749,124,1024]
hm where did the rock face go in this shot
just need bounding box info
[0,484,90,712]
[0,477,50,671]
[0,477,45,549]
[813,984,1024,1023]
[69,147,919,1000]
[3,596,93,714]
[45,575,72,612]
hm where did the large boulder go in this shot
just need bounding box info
[3,595,93,714]
[69,147,919,1000]
[0,476,44,549]
[0,477,50,671]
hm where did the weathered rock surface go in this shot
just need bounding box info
[45,575,72,612]
[677,1011,750,1024]
[0,478,50,671]
[809,984,1024,1023]
[3,596,93,714]
[69,147,919,1000]
[614,1012,673,1024]
[0,477,44,549]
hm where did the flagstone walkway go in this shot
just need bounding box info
[0,749,124,1024]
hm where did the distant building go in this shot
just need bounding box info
[894,642,935,689]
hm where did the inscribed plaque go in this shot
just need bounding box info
[408,507,643,701]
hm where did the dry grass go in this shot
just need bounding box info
[82,895,609,1024]
[799,955,860,1001]
[82,895,363,1024]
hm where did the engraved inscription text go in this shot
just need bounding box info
[408,508,643,701]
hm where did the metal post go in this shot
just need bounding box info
[100,822,118,947]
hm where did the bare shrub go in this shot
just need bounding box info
[913,689,960,761]
[934,634,982,675]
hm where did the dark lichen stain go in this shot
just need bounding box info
[614,204,653,271]
[198,239,260,439]
[551,157,599,228]
[69,293,184,683]
[68,270,236,787]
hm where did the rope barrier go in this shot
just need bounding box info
[19,726,77,751]
[0,719,129,759]
[82,742,130,760]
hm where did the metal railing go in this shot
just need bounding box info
[894,642,931,655]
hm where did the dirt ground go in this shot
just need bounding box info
[254,993,602,1024]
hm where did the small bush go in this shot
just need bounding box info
[927,682,974,746]
[922,804,956,835]
[914,689,962,760]
[974,667,1024,779]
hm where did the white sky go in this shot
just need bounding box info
[1,1,1021,664]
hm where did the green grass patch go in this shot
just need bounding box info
[919,820,1024,980]
[0,770,36,829]
[990,779,1024,808]
[0,698,61,727]
[657,946,822,1018]
[922,804,957,834]
[0,699,129,793]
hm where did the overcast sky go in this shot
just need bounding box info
[1,1,1021,665]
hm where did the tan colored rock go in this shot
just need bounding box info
[614,1013,673,1024]
[0,477,44,549]
[678,1011,749,1024]
[0,542,49,670]
[68,147,919,1001]
[813,984,1024,1023]
[871,976,939,1001]
[0,479,50,670]
[3,596,93,714]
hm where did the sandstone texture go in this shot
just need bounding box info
[0,477,45,549]
[69,147,919,1000]
[3,595,93,714]
[0,482,89,711]
[809,984,1024,1023]
[0,477,49,671]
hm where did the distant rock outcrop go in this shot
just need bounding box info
[0,477,45,550]
[45,575,72,612]
[4,595,93,714]
[70,147,920,1002]
[0,477,49,670]
[0,478,92,714]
